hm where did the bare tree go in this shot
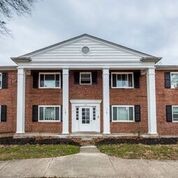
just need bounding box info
[0,0,35,34]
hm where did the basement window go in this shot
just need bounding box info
[38,105,61,122]
[39,73,60,88]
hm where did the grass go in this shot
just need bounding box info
[0,144,80,161]
[98,144,178,160]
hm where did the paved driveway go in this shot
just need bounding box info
[0,146,178,178]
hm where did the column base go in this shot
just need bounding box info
[103,132,111,135]
[142,133,158,138]
[62,132,69,135]
[16,131,25,134]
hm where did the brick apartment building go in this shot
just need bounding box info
[0,34,178,136]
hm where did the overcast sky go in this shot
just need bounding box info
[0,0,178,66]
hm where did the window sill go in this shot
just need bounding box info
[79,83,92,85]
[37,87,61,89]
[112,120,135,123]
[111,87,135,89]
[170,87,178,90]
[38,121,61,123]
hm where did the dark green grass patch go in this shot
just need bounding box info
[98,144,178,160]
[0,144,80,161]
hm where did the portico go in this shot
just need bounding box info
[13,34,160,136]
[15,66,157,135]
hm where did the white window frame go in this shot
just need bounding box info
[170,72,178,89]
[172,105,178,123]
[112,105,135,122]
[38,105,61,122]
[79,72,92,85]
[0,73,2,89]
[111,72,134,89]
[39,72,61,89]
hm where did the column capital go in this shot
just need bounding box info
[147,68,155,75]
[62,68,69,75]
[17,68,25,75]
[103,68,110,75]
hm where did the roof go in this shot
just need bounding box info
[0,66,17,70]
[11,33,161,63]
[156,65,178,70]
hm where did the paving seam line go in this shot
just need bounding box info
[107,156,118,176]
[43,158,54,177]
[0,161,10,172]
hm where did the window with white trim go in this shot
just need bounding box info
[112,72,133,88]
[171,72,178,88]
[39,73,60,88]
[0,73,2,89]
[112,105,134,122]
[172,106,178,122]
[80,72,92,85]
[38,106,61,122]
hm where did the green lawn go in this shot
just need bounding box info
[98,144,178,160]
[0,144,80,161]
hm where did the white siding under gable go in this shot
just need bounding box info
[30,37,146,62]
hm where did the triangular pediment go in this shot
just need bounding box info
[20,34,154,61]
[12,34,160,64]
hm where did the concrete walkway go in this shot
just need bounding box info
[0,146,178,178]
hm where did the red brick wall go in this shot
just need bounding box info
[2,69,178,136]
[156,70,178,135]
[0,70,17,133]
[69,70,103,133]
[25,71,62,133]
[110,71,148,134]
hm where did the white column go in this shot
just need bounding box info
[16,67,25,133]
[147,68,157,135]
[62,68,69,134]
[103,68,110,134]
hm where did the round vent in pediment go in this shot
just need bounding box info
[82,46,90,54]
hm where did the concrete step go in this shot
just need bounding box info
[80,145,100,153]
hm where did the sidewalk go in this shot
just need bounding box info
[0,145,178,178]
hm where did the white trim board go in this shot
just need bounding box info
[70,99,102,104]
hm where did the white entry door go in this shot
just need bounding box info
[79,107,94,132]
[71,101,101,133]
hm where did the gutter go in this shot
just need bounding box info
[140,57,162,64]
[11,57,32,64]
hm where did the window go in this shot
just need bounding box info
[80,72,92,85]
[112,105,134,122]
[0,73,2,89]
[76,107,79,120]
[39,73,60,88]
[38,105,60,122]
[93,107,96,120]
[171,72,178,88]
[172,106,178,122]
[82,108,90,124]
[112,72,133,88]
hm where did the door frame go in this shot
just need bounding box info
[70,100,102,133]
